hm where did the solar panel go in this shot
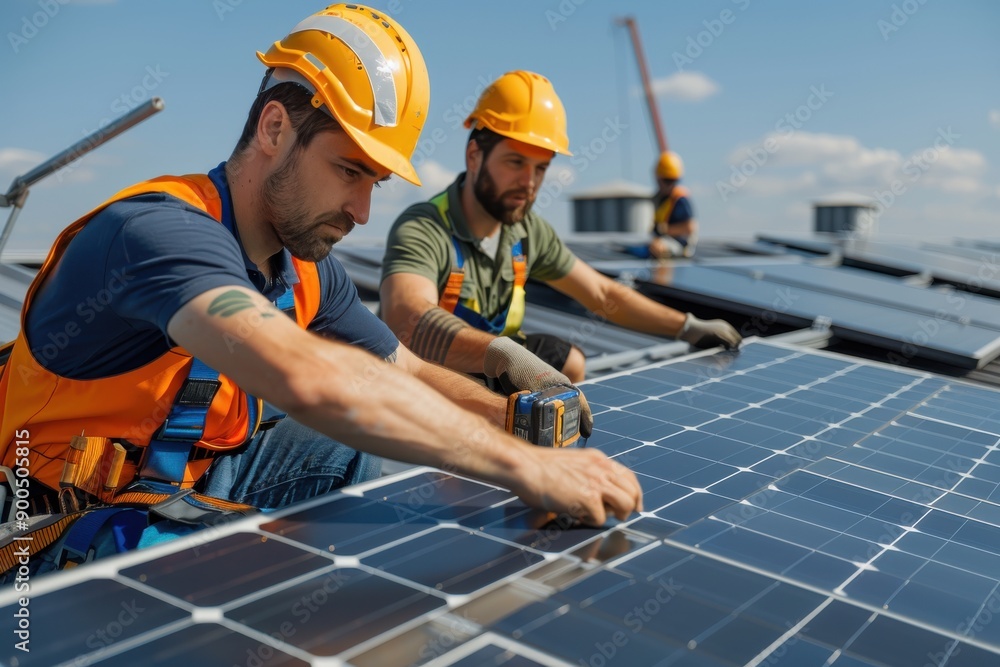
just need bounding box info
[0,263,33,344]
[4,340,1000,666]
[755,234,837,256]
[713,261,1000,332]
[841,241,1000,298]
[590,263,1000,369]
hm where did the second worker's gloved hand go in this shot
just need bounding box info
[485,337,593,438]
[678,313,742,350]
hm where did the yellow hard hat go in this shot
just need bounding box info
[464,70,572,156]
[656,152,684,180]
[258,4,429,186]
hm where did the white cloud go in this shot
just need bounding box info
[650,72,720,102]
[724,131,990,196]
[741,171,817,196]
[0,147,45,175]
[990,109,1000,128]
[0,147,121,190]
[417,160,458,193]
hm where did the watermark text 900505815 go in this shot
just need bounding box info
[10,429,33,654]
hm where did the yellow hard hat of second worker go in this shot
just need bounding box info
[258,3,430,185]
[656,151,684,180]
[465,70,572,156]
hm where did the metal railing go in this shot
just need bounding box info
[0,97,165,257]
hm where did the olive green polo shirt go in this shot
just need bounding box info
[381,173,577,322]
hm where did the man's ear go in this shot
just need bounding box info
[256,100,290,158]
[466,138,483,176]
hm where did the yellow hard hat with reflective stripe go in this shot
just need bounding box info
[464,70,572,156]
[656,151,684,180]
[258,3,430,185]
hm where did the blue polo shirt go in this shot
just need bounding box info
[26,162,398,379]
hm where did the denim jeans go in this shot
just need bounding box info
[199,418,382,509]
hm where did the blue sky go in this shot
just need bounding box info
[1,0,998,254]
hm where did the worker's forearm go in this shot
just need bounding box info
[406,306,497,374]
[284,341,528,489]
[604,281,687,337]
[412,358,507,427]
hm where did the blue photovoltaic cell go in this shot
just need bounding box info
[7,340,1000,666]
[90,624,308,667]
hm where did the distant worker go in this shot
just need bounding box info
[0,8,641,574]
[650,151,698,259]
[380,71,741,396]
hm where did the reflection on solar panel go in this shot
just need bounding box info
[841,241,1000,298]
[714,262,1000,332]
[4,341,1000,666]
[0,263,33,343]
[592,263,1000,369]
[755,234,837,256]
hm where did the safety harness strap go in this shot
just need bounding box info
[432,192,528,335]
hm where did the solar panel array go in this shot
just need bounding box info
[4,340,1000,666]
[588,262,1000,369]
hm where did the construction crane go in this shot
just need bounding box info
[616,16,668,155]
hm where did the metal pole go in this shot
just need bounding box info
[0,97,164,258]
[2,97,165,206]
[617,17,668,154]
[0,195,27,261]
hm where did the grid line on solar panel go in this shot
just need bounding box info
[538,535,990,667]
[13,341,1000,666]
[673,468,1000,649]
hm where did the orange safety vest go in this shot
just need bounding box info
[0,174,321,493]
[653,185,690,235]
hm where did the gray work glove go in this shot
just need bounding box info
[484,337,593,438]
[678,313,742,350]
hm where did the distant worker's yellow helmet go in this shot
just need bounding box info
[464,70,572,156]
[257,3,430,185]
[656,151,684,180]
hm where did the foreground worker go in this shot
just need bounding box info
[0,6,640,572]
[380,71,741,389]
[650,151,698,259]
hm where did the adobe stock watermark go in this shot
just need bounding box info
[673,0,752,71]
[545,0,589,31]
[65,599,147,665]
[580,577,683,667]
[877,0,931,41]
[56,66,170,185]
[15,268,136,386]
[235,570,352,667]
[7,0,72,54]
[716,84,833,202]
[534,116,628,212]
[382,73,500,199]
[870,126,959,219]
[213,0,245,21]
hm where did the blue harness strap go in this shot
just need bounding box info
[275,288,296,315]
[450,238,525,335]
[61,507,146,561]
[141,358,221,483]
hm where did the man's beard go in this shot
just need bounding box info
[473,164,533,225]
[260,152,354,262]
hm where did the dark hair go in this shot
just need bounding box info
[467,127,505,161]
[232,73,340,157]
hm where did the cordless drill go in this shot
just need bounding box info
[506,384,584,448]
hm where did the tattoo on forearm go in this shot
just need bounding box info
[384,349,399,364]
[411,308,468,364]
[207,290,276,319]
